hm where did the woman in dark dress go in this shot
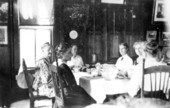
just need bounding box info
[54,44,96,106]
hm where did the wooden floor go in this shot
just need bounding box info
[0,76,29,108]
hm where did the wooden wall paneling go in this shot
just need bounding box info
[86,5,94,63]
[93,4,104,63]
[9,0,17,84]
[94,33,102,62]
[125,8,133,38]
[112,33,120,58]
[106,5,114,62]
[115,7,125,33]
[0,47,10,106]
[0,0,14,106]
[102,6,108,62]
[107,5,125,62]
[81,2,89,63]
[53,0,63,47]
[107,5,115,62]
[13,0,20,77]
[92,3,95,55]
[87,32,93,63]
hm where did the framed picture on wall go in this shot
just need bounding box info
[146,30,157,42]
[161,32,170,46]
[153,0,165,22]
[0,26,8,44]
[0,1,8,24]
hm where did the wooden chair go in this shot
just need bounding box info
[141,64,170,101]
[50,63,96,107]
[22,59,54,108]
[50,65,64,108]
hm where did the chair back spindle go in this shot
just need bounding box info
[141,64,170,100]
[141,59,145,98]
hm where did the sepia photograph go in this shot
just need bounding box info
[1,0,170,108]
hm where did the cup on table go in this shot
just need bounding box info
[73,67,80,73]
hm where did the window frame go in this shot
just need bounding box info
[19,26,54,68]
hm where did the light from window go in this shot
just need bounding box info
[20,28,51,67]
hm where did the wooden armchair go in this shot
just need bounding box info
[22,59,54,108]
[141,64,170,101]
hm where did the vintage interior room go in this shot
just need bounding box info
[0,0,170,108]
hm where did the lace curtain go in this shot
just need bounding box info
[19,0,54,25]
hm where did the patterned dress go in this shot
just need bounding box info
[32,57,55,97]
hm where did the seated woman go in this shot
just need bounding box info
[32,42,55,97]
[115,43,133,78]
[53,42,68,66]
[54,45,96,106]
[127,40,166,97]
[133,41,146,65]
[67,45,84,72]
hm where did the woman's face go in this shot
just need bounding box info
[71,45,78,56]
[63,50,72,61]
[119,45,127,56]
[134,45,140,56]
[43,46,52,58]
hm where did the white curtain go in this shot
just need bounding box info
[19,0,54,24]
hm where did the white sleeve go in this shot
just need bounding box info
[67,60,74,67]
[127,63,143,97]
[78,57,84,67]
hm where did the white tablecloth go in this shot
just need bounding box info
[79,76,106,103]
[104,79,130,95]
[79,76,130,103]
[73,72,91,85]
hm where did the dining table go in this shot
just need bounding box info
[73,72,131,103]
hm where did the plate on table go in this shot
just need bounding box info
[115,74,129,79]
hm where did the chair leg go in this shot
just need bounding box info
[30,100,34,108]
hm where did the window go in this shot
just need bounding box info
[20,26,53,67]
[18,0,54,25]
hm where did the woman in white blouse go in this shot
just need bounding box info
[67,45,84,72]
[115,43,133,77]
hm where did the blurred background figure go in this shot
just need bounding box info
[53,42,68,66]
[133,41,147,65]
[67,45,84,72]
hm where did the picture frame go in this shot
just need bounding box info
[0,1,8,24]
[161,32,170,46]
[146,30,157,42]
[101,0,125,4]
[153,0,165,22]
[0,26,8,44]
